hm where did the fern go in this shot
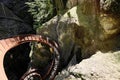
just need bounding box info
[26,0,54,29]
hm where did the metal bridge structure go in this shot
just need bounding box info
[0,34,60,80]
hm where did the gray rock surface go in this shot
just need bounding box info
[55,51,120,80]
[36,5,120,80]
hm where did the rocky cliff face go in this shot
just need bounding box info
[1,0,120,80]
[36,0,120,79]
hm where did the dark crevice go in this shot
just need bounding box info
[4,43,31,80]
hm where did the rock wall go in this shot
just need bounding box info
[55,51,120,80]
[36,0,120,79]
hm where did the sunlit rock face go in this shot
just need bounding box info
[99,0,120,39]
[55,51,120,80]
[65,0,120,58]
[74,0,120,59]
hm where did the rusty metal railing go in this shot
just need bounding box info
[0,34,60,80]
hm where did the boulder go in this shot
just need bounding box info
[55,51,120,80]
[34,0,120,79]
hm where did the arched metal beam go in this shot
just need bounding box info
[0,34,59,80]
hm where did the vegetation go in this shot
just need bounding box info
[26,0,67,29]
[26,0,54,29]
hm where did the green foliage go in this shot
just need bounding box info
[26,0,54,29]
